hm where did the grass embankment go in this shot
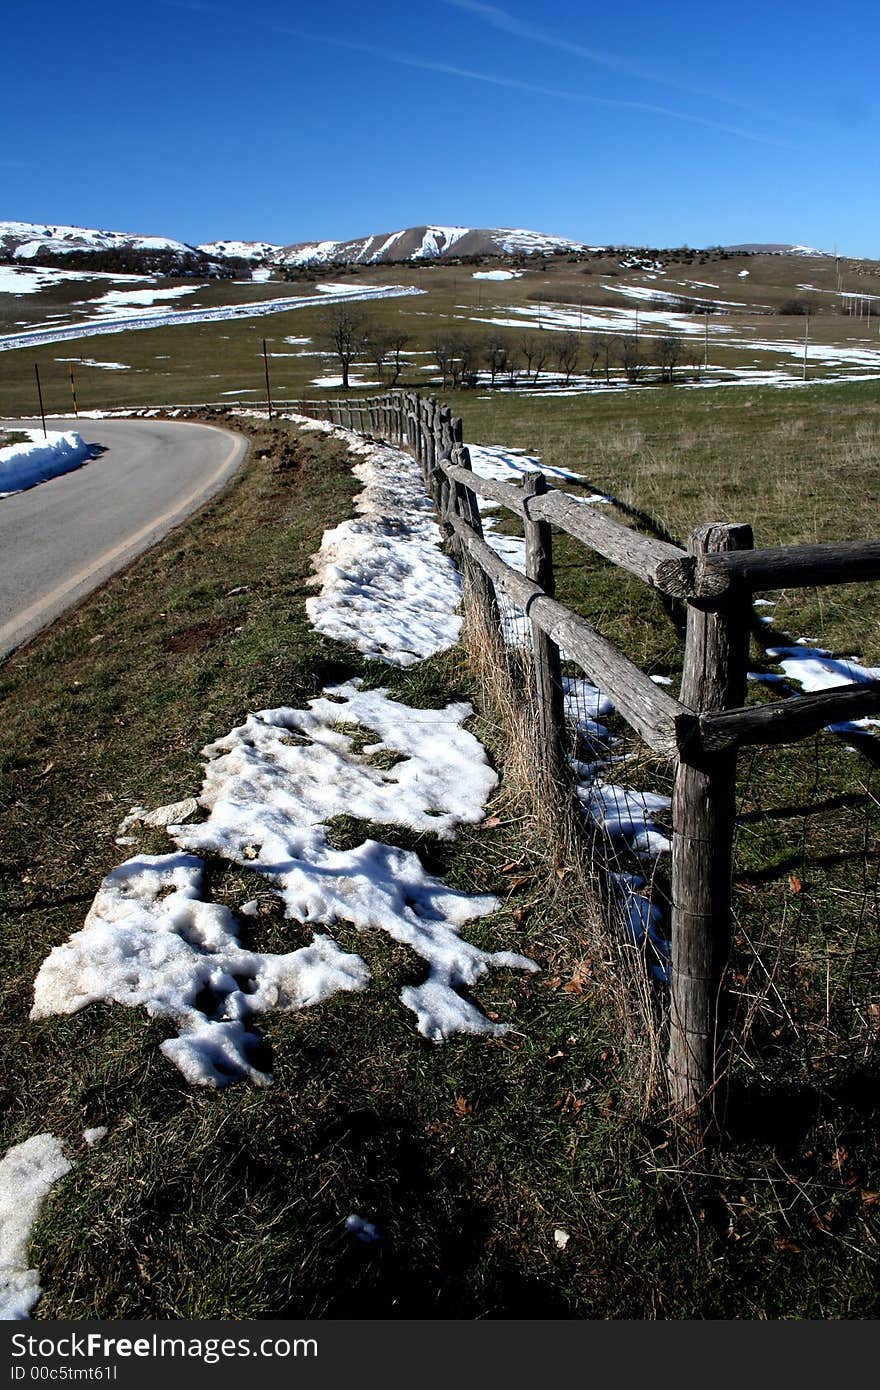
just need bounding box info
[1,407,878,1318]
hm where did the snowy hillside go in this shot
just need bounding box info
[0,220,196,260]
[197,239,281,261]
[0,221,245,279]
[278,224,593,267]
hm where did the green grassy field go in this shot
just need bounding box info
[3,247,880,421]
[1,250,880,1317]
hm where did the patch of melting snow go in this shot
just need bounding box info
[305,427,462,666]
[751,644,880,734]
[33,422,536,1082]
[0,1134,71,1319]
[55,357,131,371]
[345,1213,381,1243]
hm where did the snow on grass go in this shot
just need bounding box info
[575,782,671,859]
[345,1213,380,1243]
[600,282,750,310]
[31,417,536,1082]
[32,683,530,1079]
[752,644,880,735]
[0,285,424,355]
[311,374,382,389]
[472,270,521,281]
[0,1134,71,1319]
[0,430,91,498]
[31,853,371,1088]
[304,427,463,666]
[182,682,499,845]
[56,357,130,371]
[472,302,711,339]
[467,443,584,484]
[84,285,205,317]
[0,265,150,296]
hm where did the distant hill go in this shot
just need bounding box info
[276,225,595,267]
[724,242,831,257]
[0,218,839,282]
[197,239,281,262]
[0,221,248,278]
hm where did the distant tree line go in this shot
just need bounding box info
[0,247,251,279]
[323,306,700,390]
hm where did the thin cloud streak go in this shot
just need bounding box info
[290,31,796,148]
[444,0,813,129]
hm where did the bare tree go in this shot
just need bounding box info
[596,333,615,382]
[555,331,580,384]
[654,331,684,383]
[365,327,393,384]
[386,330,411,387]
[450,335,479,389]
[326,307,367,389]
[587,333,603,378]
[619,333,642,384]
[519,334,550,384]
[430,336,454,390]
[519,334,539,383]
[485,335,509,387]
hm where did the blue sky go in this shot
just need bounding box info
[4,0,878,255]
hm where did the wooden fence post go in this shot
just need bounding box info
[522,472,567,794]
[450,445,502,645]
[669,522,753,1123]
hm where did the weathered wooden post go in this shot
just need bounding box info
[425,397,437,474]
[449,444,502,645]
[522,472,567,795]
[669,522,753,1124]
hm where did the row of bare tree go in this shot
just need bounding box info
[324,306,695,390]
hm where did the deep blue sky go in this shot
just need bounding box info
[4,0,877,255]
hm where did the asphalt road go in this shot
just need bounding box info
[0,417,248,660]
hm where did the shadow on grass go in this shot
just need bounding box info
[276,1104,577,1319]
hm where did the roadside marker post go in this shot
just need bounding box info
[34,363,48,439]
[68,364,79,418]
[803,314,810,381]
[263,338,273,419]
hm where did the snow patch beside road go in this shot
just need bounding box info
[0,429,91,497]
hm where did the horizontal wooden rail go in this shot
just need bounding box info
[287,387,880,1124]
[530,489,690,593]
[437,458,692,595]
[446,513,694,758]
[691,538,880,598]
[439,460,524,514]
[695,679,880,752]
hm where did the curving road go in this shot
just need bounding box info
[0,417,248,660]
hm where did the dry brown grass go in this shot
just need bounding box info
[459,577,668,1115]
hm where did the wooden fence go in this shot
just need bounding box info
[290,390,880,1122]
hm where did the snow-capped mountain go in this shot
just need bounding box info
[723,243,831,257]
[277,225,592,267]
[0,220,197,259]
[197,239,281,261]
[0,221,252,278]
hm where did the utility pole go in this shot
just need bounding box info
[262,339,273,419]
[803,313,810,380]
[34,364,47,439]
